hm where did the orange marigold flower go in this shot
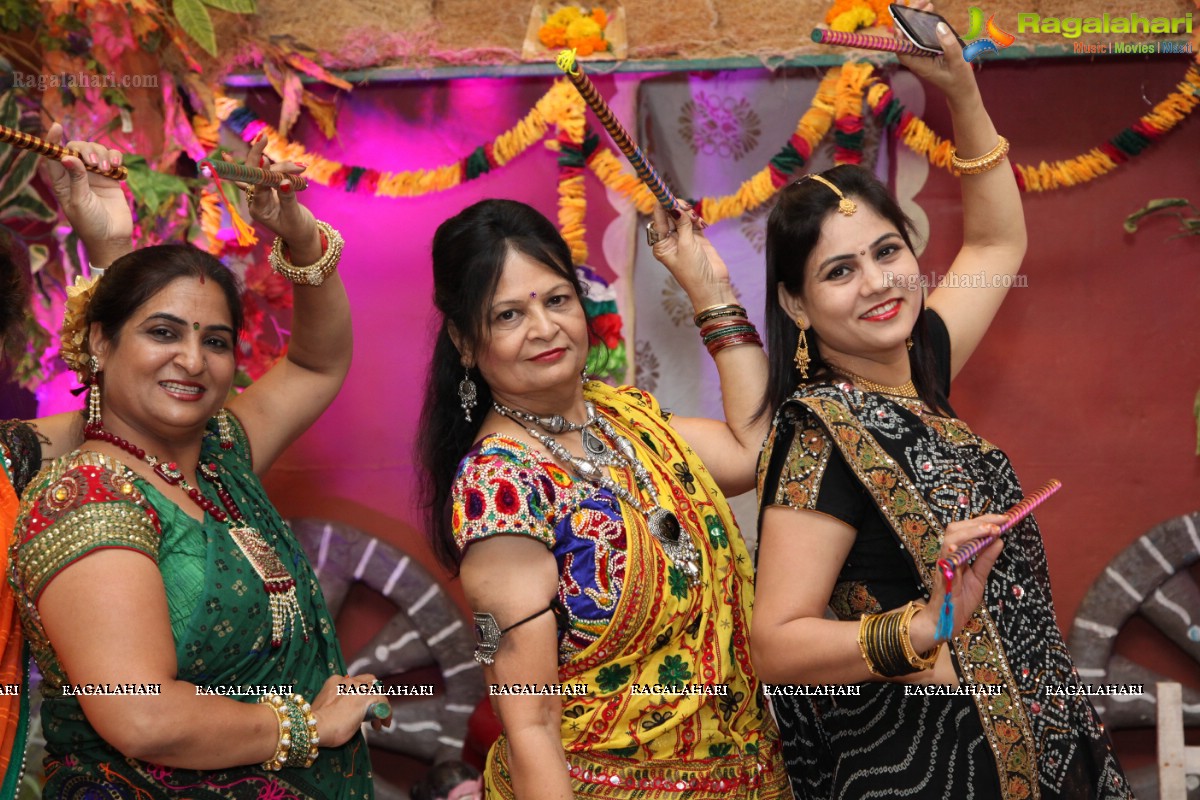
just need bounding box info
[592,7,608,27]
[539,24,568,48]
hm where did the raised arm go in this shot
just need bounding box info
[648,205,770,497]
[903,28,1028,379]
[225,137,352,475]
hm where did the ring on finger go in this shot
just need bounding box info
[244,187,256,205]
[646,221,672,247]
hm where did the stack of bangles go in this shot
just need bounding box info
[857,600,939,677]
[950,135,1010,176]
[268,219,345,286]
[259,692,320,770]
[694,303,762,357]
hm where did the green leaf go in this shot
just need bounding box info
[200,0,256,12]
[123,154,191,217]
[0,186,57,224]
[173,0,217,56]
[0,150,40,208]
[1123,198,1192,233]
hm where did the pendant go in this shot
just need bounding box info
[542,415,568,434]
[647,507,681,542]
[582,426,609,458]
[228,525,308,647]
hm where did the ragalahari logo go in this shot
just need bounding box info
[962,7,1017,61]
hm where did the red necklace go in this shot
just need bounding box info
[84,421,308,647]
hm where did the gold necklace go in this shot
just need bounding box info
[836,368,919,398]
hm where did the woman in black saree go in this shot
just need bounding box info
[750,22,1130,800]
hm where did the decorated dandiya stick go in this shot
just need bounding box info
[555,49,705,228]
[933,479,1062,640]
[0,123,128,180]
[199,158,309,192]
[810,28,938,58]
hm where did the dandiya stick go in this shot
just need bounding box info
[811,28,939,58]
[555,49,705,229]
[0,123,128,180]
[199,158,309,192]
[933,479,1062,640]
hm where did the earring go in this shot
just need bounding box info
[794,319,811,379]
[87,356,102,430]
[906,336,913,351]
[581,368,590,385]
[217,409,235,450]
[458,368,478,422]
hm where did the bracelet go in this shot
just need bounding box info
[858,603,928,678]
[269,220,345,286]
[708,331,763,357]
[899,601,940,671]
[260,692,320,771]
[701,322,757,344]
[693,303,747,328]
[951,135,1010,176]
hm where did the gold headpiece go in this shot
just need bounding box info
[802,173,857,216]
[60,272,102,381]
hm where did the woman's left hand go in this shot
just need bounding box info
[235,135,322,262]
[647,202,733,307]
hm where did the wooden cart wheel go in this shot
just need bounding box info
[291,518,485,799]
[1067,511,1200,799]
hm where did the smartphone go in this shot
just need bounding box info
[888,4,965,53]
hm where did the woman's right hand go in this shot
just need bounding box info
[647,202,734,308]
[913,514,1006,651]
[37,123,132,261]
[310,673,388,748]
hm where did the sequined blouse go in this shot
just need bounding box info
[452,435,628,663]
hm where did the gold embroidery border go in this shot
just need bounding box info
[797,395,1040,800]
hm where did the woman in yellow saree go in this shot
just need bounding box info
[418,199,790,799]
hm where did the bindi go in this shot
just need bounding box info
[193,322,200,331]
[530,291,537,299]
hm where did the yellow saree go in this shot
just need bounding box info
[470,383,788,799]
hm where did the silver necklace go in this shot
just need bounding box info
[493,401,702,586]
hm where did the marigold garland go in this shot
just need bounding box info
[833,62,873,165]
[866,65,1200,191]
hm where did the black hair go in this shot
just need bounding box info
[417,199,587,573]
[762,165,946,419]
[411,760,481,800]
[0,235,30,360]
[87,244,244,349]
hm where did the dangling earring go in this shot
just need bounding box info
[217,409,235,450]
[794,319,811,379]
[906,336,913,351]
[86,356,102,430]
[458,367,478,422]
[580,368,590,385]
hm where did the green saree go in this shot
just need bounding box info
[11,414,373,799]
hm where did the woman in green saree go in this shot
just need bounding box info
[11,135,383,798]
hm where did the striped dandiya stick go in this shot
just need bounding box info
[0,123,128,180]
[199,158,309,192]
[555,49,705,228]
[811,28,938,58]
[934,479,1062,640]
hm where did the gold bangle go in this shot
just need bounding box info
[259,693,290,771]
[951,135,1010,176]
[857,613,883,676]
[269,220,345,286]
[283,692,320,768]
[693,303,747,328]
[899,601,940,671]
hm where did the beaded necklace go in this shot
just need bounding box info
[493,401,702,586]
[84,422,307,647]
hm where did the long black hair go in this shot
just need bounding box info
[417,199,586,573]
[88,244,244,347]
[0,234,30,360]
[762,165,946,419]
